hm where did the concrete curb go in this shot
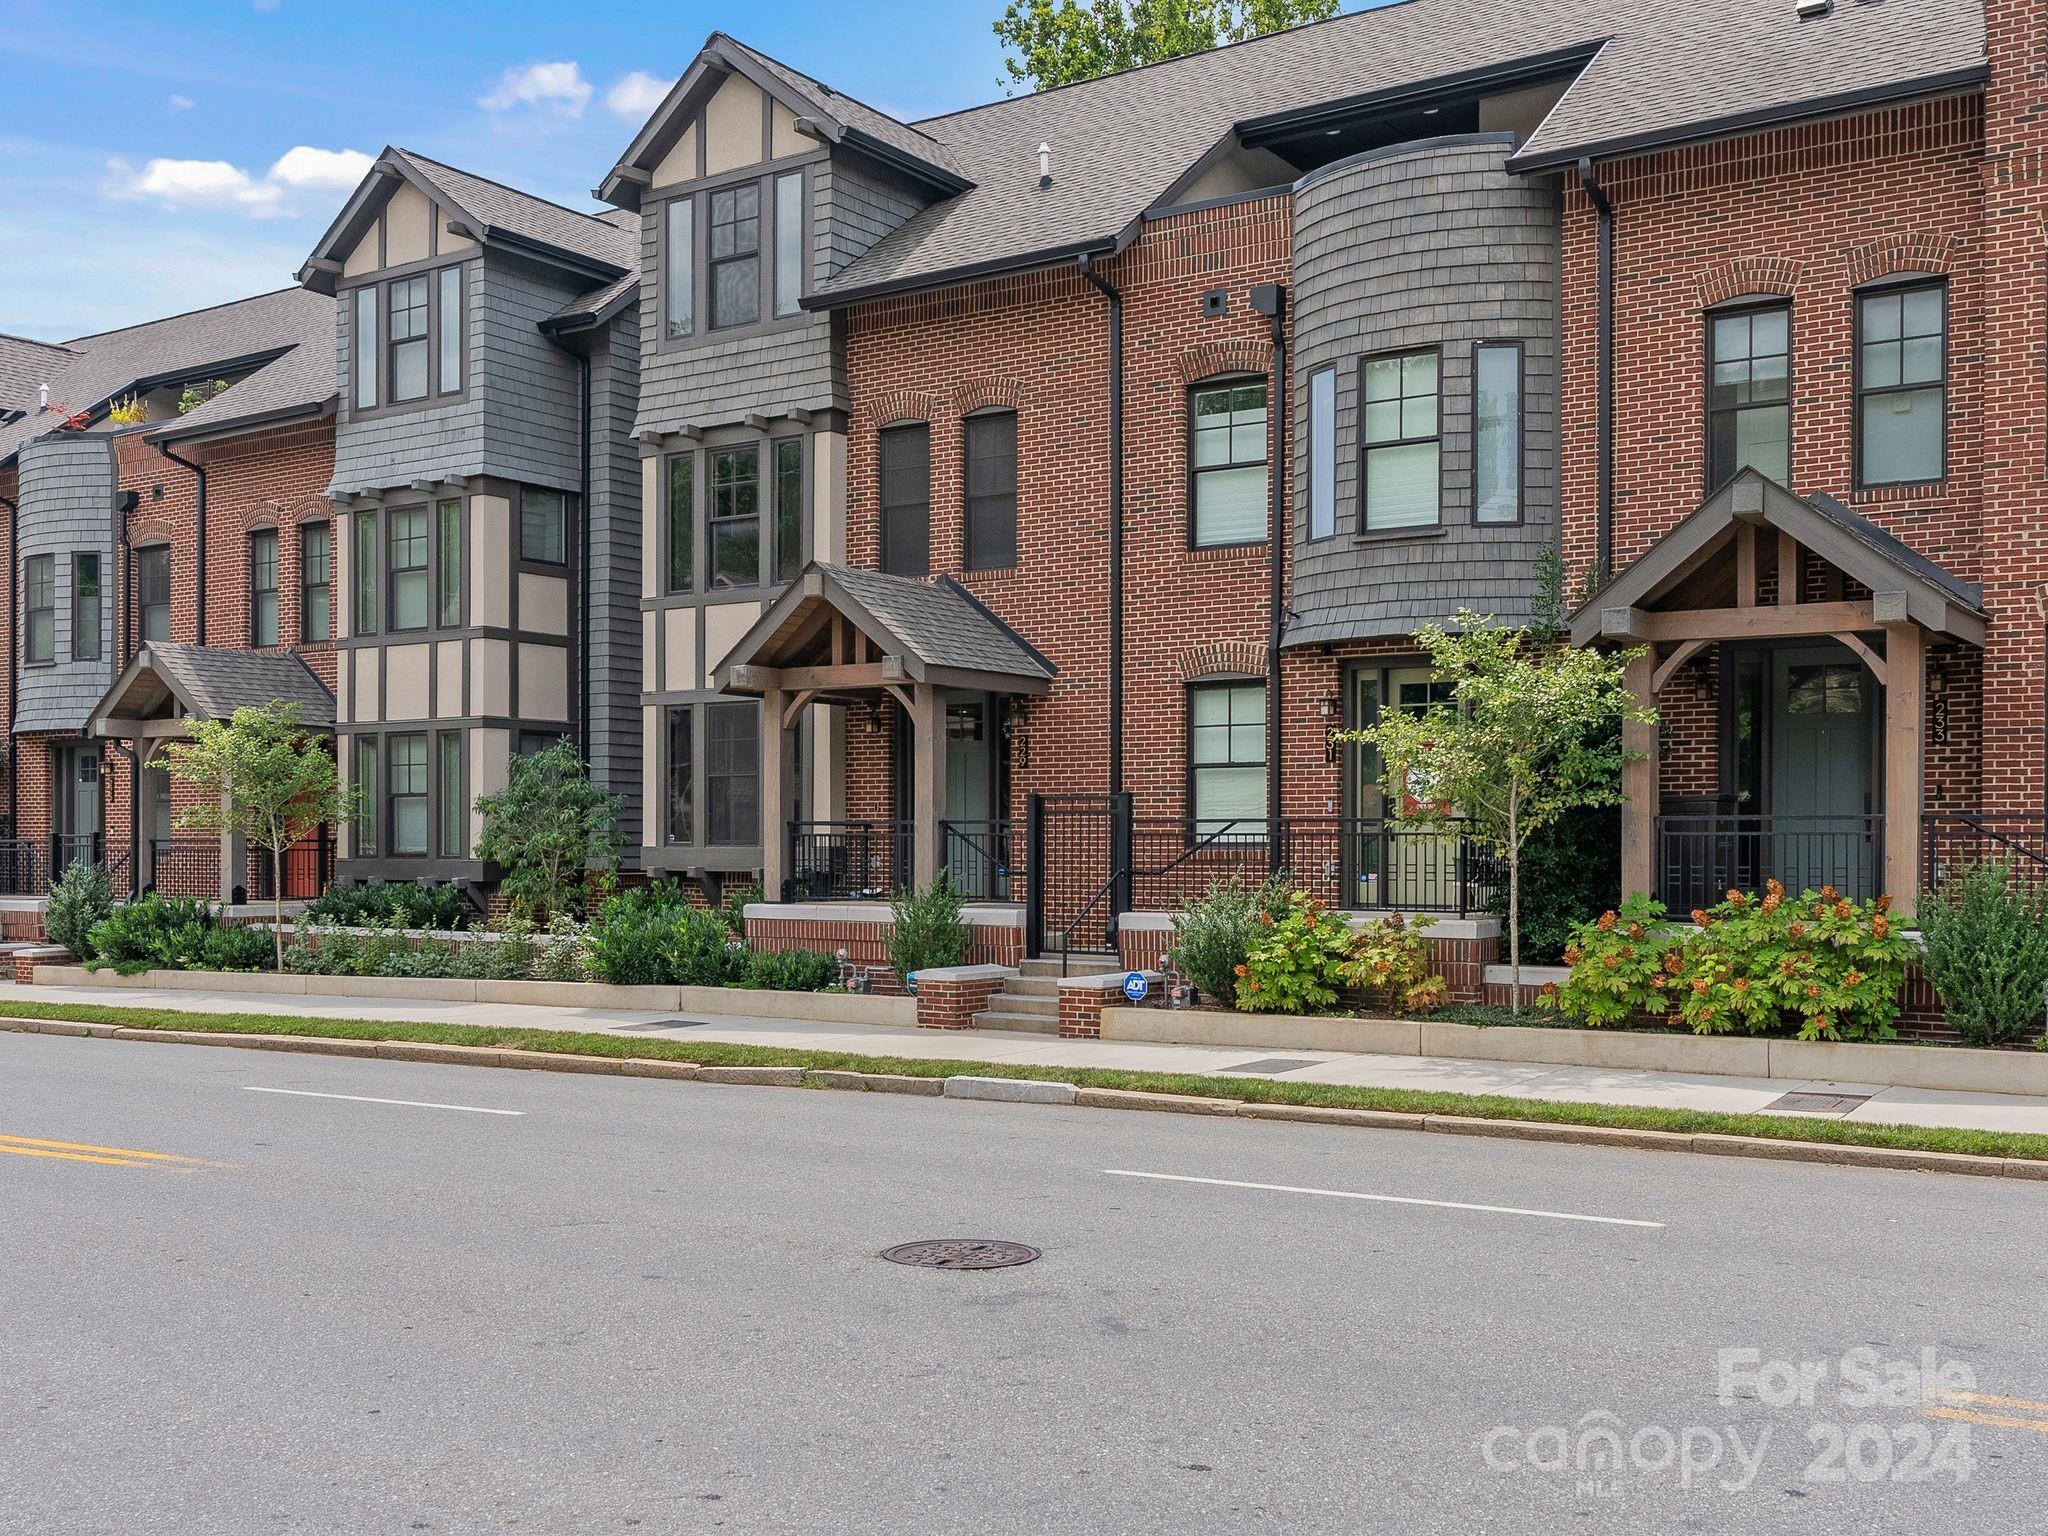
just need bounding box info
[3,1016,2039,1180]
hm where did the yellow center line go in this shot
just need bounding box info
[0,1132,216,1167]
[1928,1390,2048,1416]
[0,1142,155,1168]
[1922,1405,2048,1436]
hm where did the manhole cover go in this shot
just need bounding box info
[1766,1091,1873,1115]
[881,1240,1041,1270]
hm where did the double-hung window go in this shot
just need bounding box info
[1189,682,1266,832]
[72,553,101,662]
[1474,344,1523,524]
[1306,368,1336,540]
[773,438,803,584]
[709,183,760,330]
[664,197,695,338]
[1857,281,1946,487]
[709,446,760,589]
[436,499,461,627]
[301,523,331,642]
[1708,305,1790,490]
[353,513,378,635]
[387,507,428,631]
[520,488,567,565]
[388,276,429,403]
[666,454,695,592]
[250,529,279,646]
[965,410,1018,570]
[774,171,804,318]
[387,733,427,856]
[1361,351,1439,530]
[23,555,53,664]
[665,706,694,845]
[1190,381,1268,547]
[705,702,760,846]
[879,423,930,578]
[138,545,171,643]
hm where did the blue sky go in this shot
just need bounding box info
[0,0,1030,341]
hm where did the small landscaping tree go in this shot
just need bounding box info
[1918,859,2048,1046]
[1339,610,1652,1013]
[154,701,350,971]
[474,741,623,923]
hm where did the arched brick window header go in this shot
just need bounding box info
[1845,234,1961,288]
[952,376,1026,417]
[1178,341,1268,385]
[1695,258,1802,310]
[854,389,947,435]
[1173,640,1266,682]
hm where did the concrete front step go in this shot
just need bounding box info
[1004,975,1061,998]
[1017,953,1119,978]
[985,992,1057,1017]
[973,1009,1064,1035]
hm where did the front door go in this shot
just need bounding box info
[1349,666,1460,909]
[943,696,1000,897]
[52,744,103,877]
[1769,645,1877,898]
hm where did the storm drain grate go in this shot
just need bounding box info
[1766,1091,1873,1115]
[882,1240,1041,1270]
[612,1019,710,1032]
[1224,1058,1326,1076]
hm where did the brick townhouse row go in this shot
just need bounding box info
[0,0,2038,961]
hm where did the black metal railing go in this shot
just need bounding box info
[940,819,1019,903]
[148,838,222,899]
[0,838,50,896]
[1656,813,1883,909]
[49,833,103,883]
[248,831,335,902]
[1922,813,2048,895]
[785,819,910,902]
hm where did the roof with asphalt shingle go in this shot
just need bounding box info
[134,643,336,728]
[391,150,637,273]
[0,333,74,414]
[796,0,1984,301]
[823,564,1056,681]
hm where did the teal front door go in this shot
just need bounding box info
[1769,646,1877,898]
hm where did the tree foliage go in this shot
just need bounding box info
[473,741,622,922]
[993,0,1338,90]
[154,702,349,970]
[1338,611,1652,1010]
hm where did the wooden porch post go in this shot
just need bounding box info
[761,688,788,902]
[911,682,947,889]
[217,791,243,905]
[1882,625,1925,919]
[1622,651,1659,900]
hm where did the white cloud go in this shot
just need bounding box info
[168,93,195,111]
[604,70,671,120]
[106,143,373,218]
[479,61,592,117]
[267,145,374,192]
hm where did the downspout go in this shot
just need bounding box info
[576,352,592,757]
[1078,252,1129,928]
[1250,284,1288,872]
[0,490,15,841]
[157,441,206,644]
[1578,157,1615,583]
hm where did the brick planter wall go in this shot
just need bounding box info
[913,966,1014,1030]
[1120,916,1498,1003]
[743,909,1024,996]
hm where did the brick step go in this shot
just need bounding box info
[972,1009,1064,1036]
[985,991,1057,1017]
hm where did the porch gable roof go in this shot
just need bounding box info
[1567,470,1986,648]
[713,563,1056,697]
[88,644,336,739]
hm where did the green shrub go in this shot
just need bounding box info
[1236,890,1353,1015]
[1169,876,1290,1008]
[745,947,838,992]
[1338,912,1447,1015]
[721,877,763,939]
[1543,894,1675,1027]
[306,881,476,931]
[382,942,457,979]
[586,903,680,985]
[86,895,218,975]
[1486,804,1620,964]
[532,916,588,983]
[673,906,747,987]
[200,923,274,973]
[888,879,970,981]
[451,924,536,981]
[1919,859,2048,1047]
[45,860,114,959]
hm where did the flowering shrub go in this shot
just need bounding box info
[1339,912,1448,1015]
[1234,891,1353,1015]
[1170,876,1292,1008]
[1546,883,1912,1040]
[1541,894,1675,1027]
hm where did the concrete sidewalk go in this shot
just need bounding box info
[13,979,2048,1137]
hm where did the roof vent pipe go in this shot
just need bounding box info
[37,383,48,410]
[1038,143,1052,189]
[1795,0,1832,17]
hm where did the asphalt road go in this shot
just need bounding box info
[3,1032,2047,1534]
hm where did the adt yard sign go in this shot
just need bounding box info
[1122,972,1149,1003]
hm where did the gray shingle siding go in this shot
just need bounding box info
[1285,135,1559,647]
[15,432,115,733]
[585,312,644,853]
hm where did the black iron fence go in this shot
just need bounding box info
[0,839,50,896]
[249,832,335,902]
[1655,813,1883,909]
[785,819,909,902]
[940,819,1019,903]
[1922,814,2048,894]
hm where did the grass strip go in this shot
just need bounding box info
[3,998,2045,1163]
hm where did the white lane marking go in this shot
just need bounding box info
[1103,1169,1663,1228]
[240,1086,524,1117]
